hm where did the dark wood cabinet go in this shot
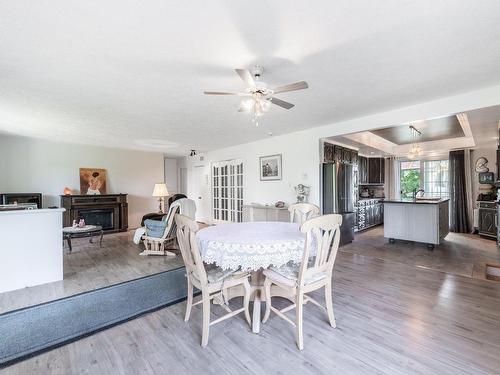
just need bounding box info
[478,202,497,238]
[323,143,358,165]
[359,156,368,184]
[358,157,385,184]
[356,199,383,231]
[368,158,385,184]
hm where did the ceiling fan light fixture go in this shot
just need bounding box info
[204,65,308,126]
[241,98,254,111]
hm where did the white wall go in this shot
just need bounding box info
[0,134,164,228]
[164,157,179,195]
[180,84,500,224]
[471,147,497,200]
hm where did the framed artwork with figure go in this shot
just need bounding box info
[260,154,282,181]
[79,168,107,195]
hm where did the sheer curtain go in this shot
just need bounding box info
[384,157,400,199]
[449,150,469,232]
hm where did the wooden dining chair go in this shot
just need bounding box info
[288,203,320,225]
[262,214,342,350]
[175,214,252,347]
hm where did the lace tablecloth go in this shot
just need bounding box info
[196,222,305,271]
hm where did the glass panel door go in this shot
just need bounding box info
[212,159,243,222]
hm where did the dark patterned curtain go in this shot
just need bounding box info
[449,150,469,233]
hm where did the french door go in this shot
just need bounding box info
[212,159,243,223]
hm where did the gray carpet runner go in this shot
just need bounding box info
[0,267,188,368]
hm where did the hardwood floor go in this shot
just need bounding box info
[0,231,184,314]
[344,225,500,281]
[3,233,500,374]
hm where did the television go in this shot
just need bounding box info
[0,193,42,208]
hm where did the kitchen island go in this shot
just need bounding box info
[383,199,449,249]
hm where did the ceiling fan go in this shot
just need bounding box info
[204,65,308,126]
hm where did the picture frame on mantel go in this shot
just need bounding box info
[260,154,282,181]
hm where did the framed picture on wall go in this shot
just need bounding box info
[259,154,282,181]
[79,168,107,195]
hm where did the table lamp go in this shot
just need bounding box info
[152,183,169,213]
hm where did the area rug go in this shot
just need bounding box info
[0,267,189,368]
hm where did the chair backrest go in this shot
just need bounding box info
[297,214,342,286]
[167,193,187,207]
[175,214,208,285]
[159,204,180,239]
[289,203,320,225]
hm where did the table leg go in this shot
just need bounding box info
[252,289,262,334]
[99,230,103,247]
[67,236,72,253]
[89,232,94,244]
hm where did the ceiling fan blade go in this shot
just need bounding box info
[270,97,295,109]
[203,91,251,96]
[235,69,255,87]
[204,91,238,95]
[238,107,250,112]
[272,81,309,94]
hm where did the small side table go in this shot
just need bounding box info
[63,225,104,253]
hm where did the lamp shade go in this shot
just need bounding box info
[152,183,169,197]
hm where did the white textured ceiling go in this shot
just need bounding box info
[1,0,500,155]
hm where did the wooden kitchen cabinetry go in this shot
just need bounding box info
[359,156,385,184]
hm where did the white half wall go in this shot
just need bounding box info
[181,84,500,224]
[0,134,164,228]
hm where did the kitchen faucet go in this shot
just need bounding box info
[412,188,425,199]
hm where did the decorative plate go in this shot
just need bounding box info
[475,157,489,173]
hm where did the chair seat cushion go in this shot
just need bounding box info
[144,219,168,238]
[263,262,326,287]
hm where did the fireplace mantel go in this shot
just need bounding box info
[60,194,128,234]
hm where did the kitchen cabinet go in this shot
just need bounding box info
[323,143,358,164]
[356,199,383,231]
[478,201,497,238]
[368,158,385,184]
[358,157,385,184]
[359,156,368,184]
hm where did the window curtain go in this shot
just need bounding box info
[463,150,474,232]
[384,157,399,199]
[449,150,469,232]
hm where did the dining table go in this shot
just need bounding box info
[196,221,306,333]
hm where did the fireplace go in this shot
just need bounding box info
[60,194,128,234]
[77,208,114,230]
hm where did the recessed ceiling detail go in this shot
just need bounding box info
[371,116,465,145]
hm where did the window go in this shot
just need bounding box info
[399,159,449,199]
[400,161,421,198]
[212,159,243,222]
[423,160,449,199]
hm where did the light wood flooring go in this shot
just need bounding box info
[0,231,184,314]
[344,225,500,281]
[3,228,500,374]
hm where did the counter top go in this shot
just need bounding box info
[0,208,65,215]
[382,198,449,204]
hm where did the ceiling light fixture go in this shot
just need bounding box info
[204,65,308,127]
[189,149,197,157]
[407,125,423,159]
